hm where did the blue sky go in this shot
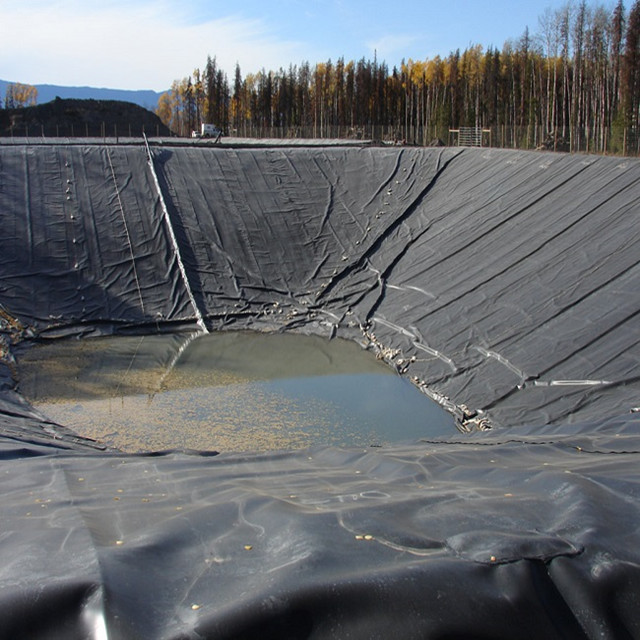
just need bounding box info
[1,0,586,92]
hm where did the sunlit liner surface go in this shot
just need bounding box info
[17,331,455,452]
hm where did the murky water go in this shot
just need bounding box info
[16,331,455,452]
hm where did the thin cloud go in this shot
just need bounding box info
[366,34,422,62]
[0,0,305,90]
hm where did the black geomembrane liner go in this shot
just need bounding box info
[0,141,639,638]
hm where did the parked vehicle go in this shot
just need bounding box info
[191,124,223,139]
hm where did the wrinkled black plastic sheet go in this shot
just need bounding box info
[1,143,640,638]
[2,144,639,428]
[1,407,640,639]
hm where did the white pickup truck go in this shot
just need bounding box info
[191,124,223,139]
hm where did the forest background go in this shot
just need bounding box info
[3,0,640,154]
[155,0,640,154]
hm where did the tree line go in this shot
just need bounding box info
[156,0,640,154]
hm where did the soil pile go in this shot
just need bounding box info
[0,97,172,137]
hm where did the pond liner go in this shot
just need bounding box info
[0,142,640,638]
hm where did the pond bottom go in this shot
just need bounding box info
[17,331,455,452]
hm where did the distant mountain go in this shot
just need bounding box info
[0,79,164,110]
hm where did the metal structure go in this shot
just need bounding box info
[450,127,491,147]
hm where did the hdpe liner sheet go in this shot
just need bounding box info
[3,144,639,428]
[2,415,640,640]
[1,143,640,638]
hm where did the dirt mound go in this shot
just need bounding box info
[0,97,172,137]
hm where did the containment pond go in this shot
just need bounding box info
[16,331,455,452]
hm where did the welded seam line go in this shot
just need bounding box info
[532,306,640,382]
[361,151,465,321]
[113,334,146,399]
[143,135,208,333]
[414,437,640,454]
[361,147,405,209]
[416,161,630,323]
[22,149,34,268]
[490,234,640,353]
[61,148,83,297]
[482,364,640,421]
[532,379,613,387]
[106,147,146,315]
[473,346,529,381]
[336,512,441,557]
[60,467,110,639]
[371,316,457,372]
[316,147,461,303]
[154,330,203,394]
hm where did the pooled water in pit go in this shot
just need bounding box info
[17,331,455,452]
